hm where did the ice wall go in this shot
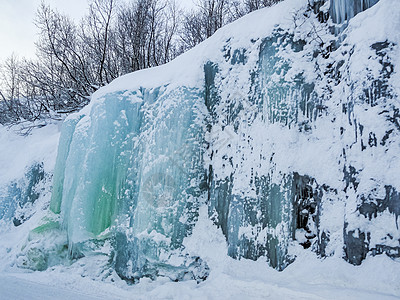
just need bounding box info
[329,0,380,35]
[0,163,46,226]
[47,86,208,280]
[330,0,380,23]
[22,0,400,280]
[204,31,314,269]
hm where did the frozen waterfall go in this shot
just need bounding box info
[13,0,400,282]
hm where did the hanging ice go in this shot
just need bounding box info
[48,86,209,280]
[20,0,400,280]
[330,0,380,23]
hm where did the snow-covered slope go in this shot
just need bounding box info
[0,124,60,271]
[0,0,399,298]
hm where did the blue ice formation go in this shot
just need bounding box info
[19,0,400,280]
[330,0,379,23]
[0,163,45,226]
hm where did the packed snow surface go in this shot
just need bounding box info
[0,217,399,299]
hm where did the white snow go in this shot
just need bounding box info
[0,124,60,185]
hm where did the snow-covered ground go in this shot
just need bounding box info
[0,255,399,299]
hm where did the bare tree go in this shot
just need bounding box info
[179,0,283,50]
[115,0,180,71]
[180,0,229,50]
[80,0,118,85]
[0,0,285,127]
[0,55,50,125]
[244,0,280,12]
[0,55,23,123]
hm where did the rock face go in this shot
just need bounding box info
[18,0,400,280]
[0,163,46,226]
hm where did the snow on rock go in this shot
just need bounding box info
[0,0,399,297]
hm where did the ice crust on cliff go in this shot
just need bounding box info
[1,0,399,284]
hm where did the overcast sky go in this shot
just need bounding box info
[0,0,195,62]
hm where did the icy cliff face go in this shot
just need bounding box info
[18,0,400,280]
[46,87,209,280]
[0,163,46,226]
[0,125,58,229]
[328,0,380,34]
[330,0,379,24]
